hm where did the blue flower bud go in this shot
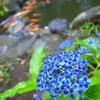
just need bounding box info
[87,37,95,45]
[97,41,100,48]
[97,31,100,38]
[78,46,88,54]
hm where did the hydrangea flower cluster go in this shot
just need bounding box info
[36,50,90,100]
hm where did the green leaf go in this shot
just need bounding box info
[17,77,36,94]
[0,77,36,100]
[90,70,100,86]
[0,10,4,16]
[84,84,100,100]
[43,92,72,100]
[43,92,51,100]
[79,22,95,36]
[56,96,72,100]
[2,6,9,12]
[29,45,45,77]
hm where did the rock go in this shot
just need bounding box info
[0,33,37,64]
[67,29,81,38]
[8,15,25,37]
[37,28,51,37]
[0,28,67,64]
[0,45,8,56]
[0,35,16,64]
[48,18,69,35]
[17,34,37,56]
[45,34,63,55]
[70,6,100,29]
[0,35,16,46]
[7,3,20,12]
[33,36,48,49]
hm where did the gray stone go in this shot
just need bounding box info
[37,28,51,37]
[33,37,48,49]
[70,6,100,29]
[48,18,69,35]
[66,29,81,38]
[0,28,68,64]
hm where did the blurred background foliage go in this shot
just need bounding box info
[0,0,9,17]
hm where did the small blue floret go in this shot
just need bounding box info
[87,37,95,45]
[33,93,41,100]
[97,42,100,48]
[78,46,88,54]
[97,31,100,38]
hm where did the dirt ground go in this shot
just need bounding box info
[1,56,36,100]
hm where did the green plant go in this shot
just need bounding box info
[0,45,45,100]
[0,65,11,85]
[0,0,9,17]
[79,22,100,36]
[3,69,11,84]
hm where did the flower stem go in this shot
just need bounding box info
[87,63,95,70]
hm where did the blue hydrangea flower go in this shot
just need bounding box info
[97,42,100,48]
[58,39,73,50]
[36,50,90,100]
[78,46,88,54]
[33,94,41,100]
[87,37,95,45]
[97,31,100,38]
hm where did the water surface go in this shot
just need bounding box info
[37,0,100,27]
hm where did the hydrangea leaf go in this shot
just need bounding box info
[43,92,51,100]
[0,77,36,100]
[56,95,72,100]
[43,92,72,100]
[84,84,100,100]
[29,45,45,77]
[90,70,100,86]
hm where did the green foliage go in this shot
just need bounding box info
[90,70,100,86]
[80,22,94,36]
[0,6,9,16]
[84,84,100,100]
[0,0,9,16]
[79,22,100,36]
[12,59,19,65]
[0,45,45,100]
[75,37,100,58]
[43,92,72,100]
[3,70,11,84]
[29,45,45,77]
[0,65,11,85]
[0,78,36,100]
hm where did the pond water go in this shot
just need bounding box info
[37,0,100,27]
